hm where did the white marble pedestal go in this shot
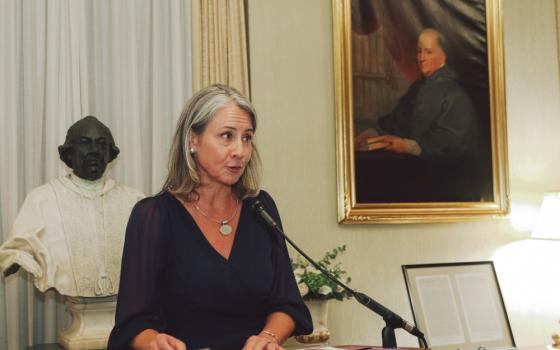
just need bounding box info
[57,295,116,350]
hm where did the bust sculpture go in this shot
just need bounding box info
[0,116,144,297]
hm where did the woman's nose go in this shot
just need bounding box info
[231,138,243,157]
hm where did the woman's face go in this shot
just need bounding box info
[190,103,254,188]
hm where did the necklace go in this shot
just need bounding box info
[192,198,240,236]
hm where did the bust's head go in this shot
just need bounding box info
[58,116,120,181]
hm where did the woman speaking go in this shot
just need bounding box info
[108,85,312,350]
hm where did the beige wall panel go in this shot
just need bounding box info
[248,0,560,347]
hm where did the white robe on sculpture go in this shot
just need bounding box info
[0,174,144,297]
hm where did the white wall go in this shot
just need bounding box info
[248,0,560,347]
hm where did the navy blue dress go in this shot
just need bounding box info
[107,190,312,350]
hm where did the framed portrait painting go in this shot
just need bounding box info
[334,0,509,223]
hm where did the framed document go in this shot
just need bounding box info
[402,261,515,350]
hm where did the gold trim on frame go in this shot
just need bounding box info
[334,0,510,224]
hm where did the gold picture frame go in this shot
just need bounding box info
[334,0,509,223]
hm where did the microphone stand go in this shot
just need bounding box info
[253,200,428,348]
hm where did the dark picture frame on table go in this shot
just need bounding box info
[402,262,515,350]
[334,0,509,223]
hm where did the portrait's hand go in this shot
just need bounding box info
[147,333,186,350]
[354,133,369,150]
[354,128,381,151]
[383,134,411,154]
[364,135,390,151]
[242,333,284,350]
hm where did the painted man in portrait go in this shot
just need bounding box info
[354,28,486,202]
[357,28,479,161]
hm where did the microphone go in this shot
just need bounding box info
[252,199,427,348]
[353,292,424,338]
[252,199,281,231]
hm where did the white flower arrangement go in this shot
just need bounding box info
[291,245,352,301]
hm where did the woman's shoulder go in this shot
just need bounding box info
[125,192,178,242]
[256,189,272,200]
[253,189,281,216]
[130,191,175,217]
[253,189,276,206]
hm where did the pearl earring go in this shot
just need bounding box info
[190,147,195,154]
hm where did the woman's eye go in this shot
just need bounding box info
[221,132,232,140]
[242,134,253,142]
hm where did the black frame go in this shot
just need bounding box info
[402,261,515,350]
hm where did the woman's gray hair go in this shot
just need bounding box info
[163,84,262,200]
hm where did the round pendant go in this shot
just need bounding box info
[219,223,233,235]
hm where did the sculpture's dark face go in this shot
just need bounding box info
[68,123,113,181]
